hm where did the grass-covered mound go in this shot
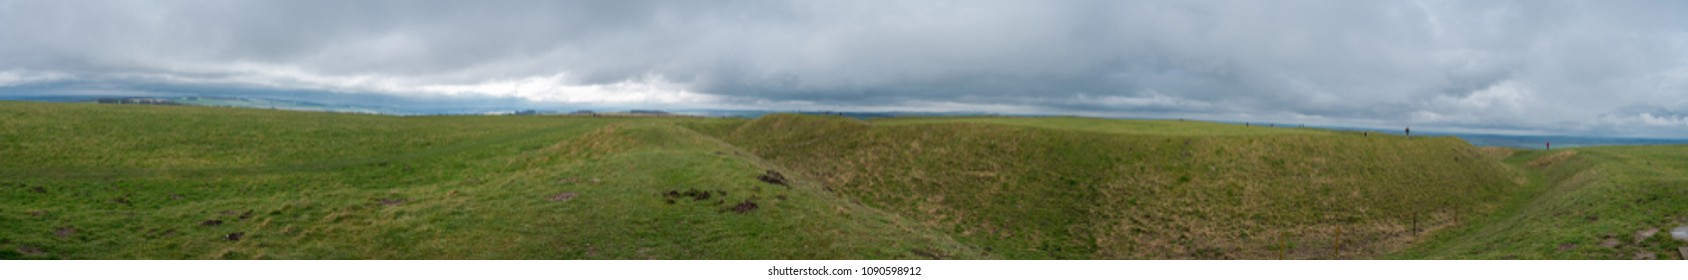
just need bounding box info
[1397,147,1688,259]
[14,102,1621,260]
[0,102,978,259]
[715,114,1521,259]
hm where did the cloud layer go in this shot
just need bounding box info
[5,0,1688,136]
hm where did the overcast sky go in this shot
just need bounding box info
[4,0,1688,136]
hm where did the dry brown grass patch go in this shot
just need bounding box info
[1479,147,1517,160]
[1528,150,1579,168]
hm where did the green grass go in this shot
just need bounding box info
[8,102,1680,260]
[1394,146,1688,259]
[0,102,977,259]
[718,114,1518,259]
[0,103,562,171]
[872,116,1334,136]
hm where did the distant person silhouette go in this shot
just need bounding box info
[1405,127,1411,138]
[1546,141,1551,150]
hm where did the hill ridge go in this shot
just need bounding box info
[709,113,1521,259]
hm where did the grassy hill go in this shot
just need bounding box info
[703,114,1520,259]
[872,116,1335,136]
[1396,147,1688,259]
[0,102,977,259]
[9,102,1681,260]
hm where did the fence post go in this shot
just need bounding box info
[1333,226,1342,259]
[1412,212,1419,234]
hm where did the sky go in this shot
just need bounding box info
[4,0,1688,137]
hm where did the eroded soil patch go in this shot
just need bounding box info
[663,189,723,204]
[728,199,759,214]
[757,170,789,186]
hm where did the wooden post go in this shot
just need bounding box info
[1412,212,1419,234]
[1334,226,1342,259]
[1279,232,1286,260]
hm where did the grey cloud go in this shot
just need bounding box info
[5,0,1688,136]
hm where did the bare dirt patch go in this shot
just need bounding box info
[664,189,721,203]
[758,170,789,186]
[1600,238,1621,248]
[549,192,578,202]
[728,199,759,214]
[225,232,244,241]
[28,186,46,193]
[201,220,223,226]
[1557,243,1576,251]
[1636,228,1660,243]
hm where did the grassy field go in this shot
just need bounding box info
[0,102,977,259]
[1395,146,1688,259]
[5,102,1682,259]
[873,116,1335,136]
[704,114,1519,259]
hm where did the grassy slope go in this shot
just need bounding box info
[1396,147,1688,259]
[16,103,1668,260]
[874,116,1335,136]
[0,102,979,259]
[0,103,539,171]
[711,114,1520,259]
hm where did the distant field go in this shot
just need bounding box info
[4,102,1683,260]
[0,102,575,171]
[873,116,1335,136]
